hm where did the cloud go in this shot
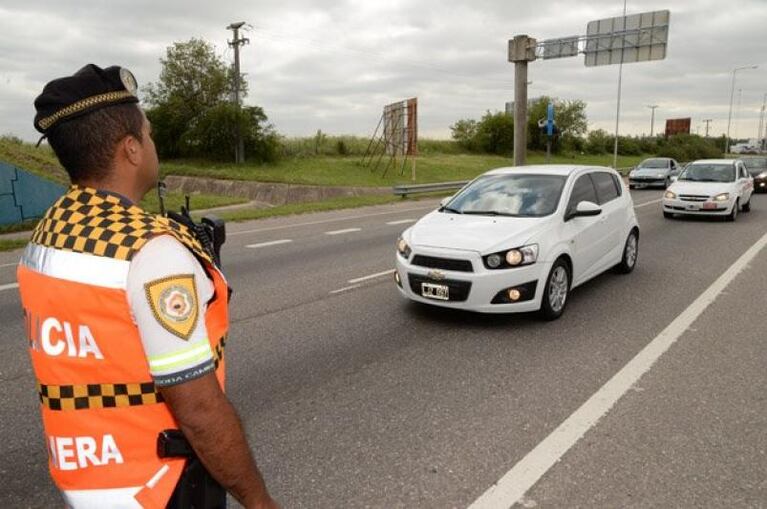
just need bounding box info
[1,0,766,142]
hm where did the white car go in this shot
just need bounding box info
[394,165,640,320]
[662,159,754,221]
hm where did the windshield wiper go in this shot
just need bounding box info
[695,178,724,182]
[440,206,463,214]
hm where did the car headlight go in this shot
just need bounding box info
[713,193,730,202]
[759,172,767,178]
[629,170,636,177]
[396,237,411,259]
[664,190,677,199]
[483,244,538,269]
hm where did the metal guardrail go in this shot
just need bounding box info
[392,180,471,197]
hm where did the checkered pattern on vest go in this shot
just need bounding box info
[31,185,212,264]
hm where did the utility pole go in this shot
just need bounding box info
[702,119,712,138]
[611,0,628,169]
[508,35,537,166]
[757,93,766,151]
[725,64,757,154]
[227,21,249,164]
[646,105,658,137]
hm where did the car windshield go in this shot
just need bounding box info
[743,158,767,174]
[444,174,567,217]
[638,159,668,169]
[678,164,735,183]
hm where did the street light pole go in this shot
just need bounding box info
[646,105,658,137]
[725,64,758,155]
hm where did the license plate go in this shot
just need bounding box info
[421,282,449,301]
[702,203,717,210]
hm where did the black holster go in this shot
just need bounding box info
[158,429,227,509]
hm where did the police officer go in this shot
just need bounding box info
[18,64,279,509]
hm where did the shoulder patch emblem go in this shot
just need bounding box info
[145,274,199,340]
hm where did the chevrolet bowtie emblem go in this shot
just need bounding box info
[427,270,446,280]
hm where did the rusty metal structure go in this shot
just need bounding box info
[362,98,418,178]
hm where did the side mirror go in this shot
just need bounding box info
[567,200,602,221]
[670,175,678,182]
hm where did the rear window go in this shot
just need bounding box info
[591,172,620,204]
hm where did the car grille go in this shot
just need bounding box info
[408,273,472,302]
[411,255,473,272]
[679,194,709,202]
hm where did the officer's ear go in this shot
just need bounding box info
[121,133,143,167]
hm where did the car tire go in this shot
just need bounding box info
[615,230,639,274]
[742,198,751,212]
[629,184,635,190]
[664,178,670,188]
[727,199,739,222]
[663,211,674,219]
[539,258,570,321]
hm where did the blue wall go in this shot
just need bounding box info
[0,162,66,225]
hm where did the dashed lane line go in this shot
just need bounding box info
[634,198,663,208]
[0,283,19,292]
[329,284,362,295]
[468,231,767,509]
[227,205,437,237]
[386,219,416,225]
[325,228,362,236]
[245,239,293,249]
[348,269,395,284]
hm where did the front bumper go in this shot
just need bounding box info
[662,197,733,216]
[630,177,667,188]
[394,246,550,314]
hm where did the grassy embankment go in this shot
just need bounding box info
[0,137,247,234]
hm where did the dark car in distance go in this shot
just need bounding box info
[742,156,767,193]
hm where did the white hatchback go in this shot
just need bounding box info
[395,165,640,320]
[662,159,754,221]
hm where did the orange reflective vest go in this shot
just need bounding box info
[16,186,229,509]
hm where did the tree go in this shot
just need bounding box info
[144,38,277,162]
[527,97,587,152]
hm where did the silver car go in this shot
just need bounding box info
[629,157,682,189]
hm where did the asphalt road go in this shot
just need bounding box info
[0,189,765,508]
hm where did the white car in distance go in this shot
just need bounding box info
[395,166,640,320]
[662,159,754,221]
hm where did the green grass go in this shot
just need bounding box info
[0,239,28,252]
[206,194,435,224]
[162,152,650,188]
[0,136,67,184]
[140,192,247,214]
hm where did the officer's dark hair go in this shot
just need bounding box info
[46,103,144,183]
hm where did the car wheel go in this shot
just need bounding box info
[727,199,739,222]
[540,258,570,321]
[629,184,635,190]
[615,230,639,274]
[664,178,670,188]
[663,211,674,219]
[742,198,751,212]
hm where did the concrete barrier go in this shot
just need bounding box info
[162,175,390,207]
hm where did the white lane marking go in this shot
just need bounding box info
[469,231,767,509]
[0,283,19,292]
[245,239,293,249]
[386,219,416,225]
[348,269,395,284]
[228,205,436,237]
[325,228,361,236]
[0,262,19,269]
[329,284,362,295]
[634,198,663,208]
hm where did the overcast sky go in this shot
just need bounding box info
[1,0,766,142]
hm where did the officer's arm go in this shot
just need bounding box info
[160,374,279,509]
